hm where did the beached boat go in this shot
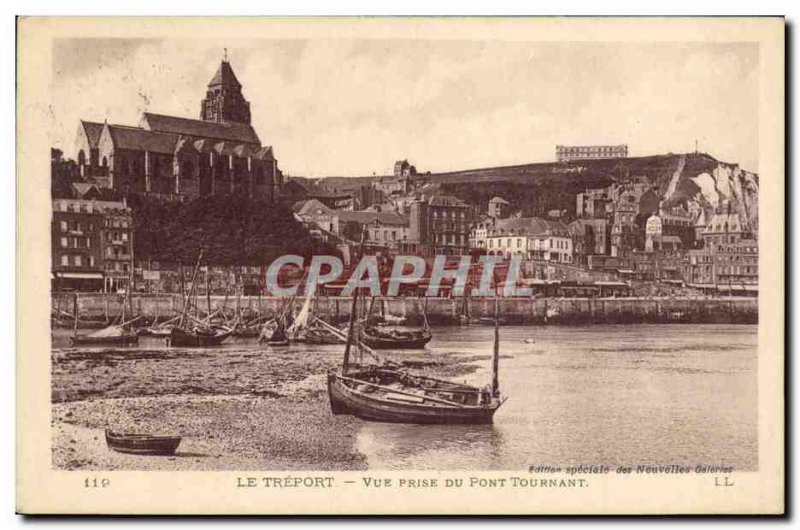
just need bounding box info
[359,325,432,349]
[70,326,139,346]
[327,368,502,424]
[166,250,235,348]
[167,325,233,347]
[69,289,140,346]
[105,429,182,456]
[327,241,505,424]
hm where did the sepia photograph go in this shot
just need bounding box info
[15,15,784,515]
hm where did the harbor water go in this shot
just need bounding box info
[51,324,757,471]
[356,324,758,471]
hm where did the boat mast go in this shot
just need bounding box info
[179,249,204,329]
[491,277,500,397]
[72,292,79,337]
[342,230,367,375]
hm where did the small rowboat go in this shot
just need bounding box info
[105,429,182,456]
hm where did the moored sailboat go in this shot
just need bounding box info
[70,285,140,347]
[167,250,234,348]
[327,244,506,424]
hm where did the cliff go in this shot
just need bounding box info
[319,152,756,230]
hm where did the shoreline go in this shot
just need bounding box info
[53,394,368,471]
[53,294,758,327]
[51,345,483,471]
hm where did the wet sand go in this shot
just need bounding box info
[51,333,482,470]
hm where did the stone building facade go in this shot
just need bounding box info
[409,195,472,255]
[52,198,133,292]
[486,217,573,263]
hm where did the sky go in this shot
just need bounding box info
[51,39,759,176]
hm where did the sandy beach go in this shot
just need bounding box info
[51,332,484,470]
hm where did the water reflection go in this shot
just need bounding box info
[358,422,505,470]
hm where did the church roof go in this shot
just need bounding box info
[80,121,105,148]
[141,112,260,146]
[105,125,178,154]
[208,60,242,88]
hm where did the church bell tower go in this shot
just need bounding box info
[200,53,252,125]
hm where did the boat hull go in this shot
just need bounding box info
[360,332,432,350]
[105,430,181,456]
[167,327,232,347]
[327,373,499,424]
[70,334,139,346]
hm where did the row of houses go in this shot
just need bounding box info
[51,198,134,292]
[293,193,473,257]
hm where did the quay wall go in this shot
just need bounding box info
[53,293,758,326]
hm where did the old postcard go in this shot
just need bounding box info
[16,17,784,514]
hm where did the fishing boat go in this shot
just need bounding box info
[70,324,140,346]
[327,237,505,424]
[358,296,432,349]
[168,325,234,347]
[166,250,234,348]
[359,325,432,349]
[105,429,182,456]
[69,288,140,346]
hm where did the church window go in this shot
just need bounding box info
[181,161,194,180]
[78,150,86,165]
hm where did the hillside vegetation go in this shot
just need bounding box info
[130,195,338,265]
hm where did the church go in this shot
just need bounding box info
[73,58,282,203]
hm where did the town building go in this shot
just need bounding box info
[408,195,472,256]
[293,199,341,236]
[486,217,573,263]
[568,218,609,265]
[469,215,498,251]
[683,210,758,288]
[52,198,133,292]
[487,196,510,219]
[394,159,417,177]
[556,144,628,163]
[73,59,282,203]
[337,211,410,251]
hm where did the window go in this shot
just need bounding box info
[60,220,68,232]
[89,256,95,267]
[122,233,128,241]
[86,238,91,248]
[60,237,67,248]
[74,255,82,267]
[61,254,68,266]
